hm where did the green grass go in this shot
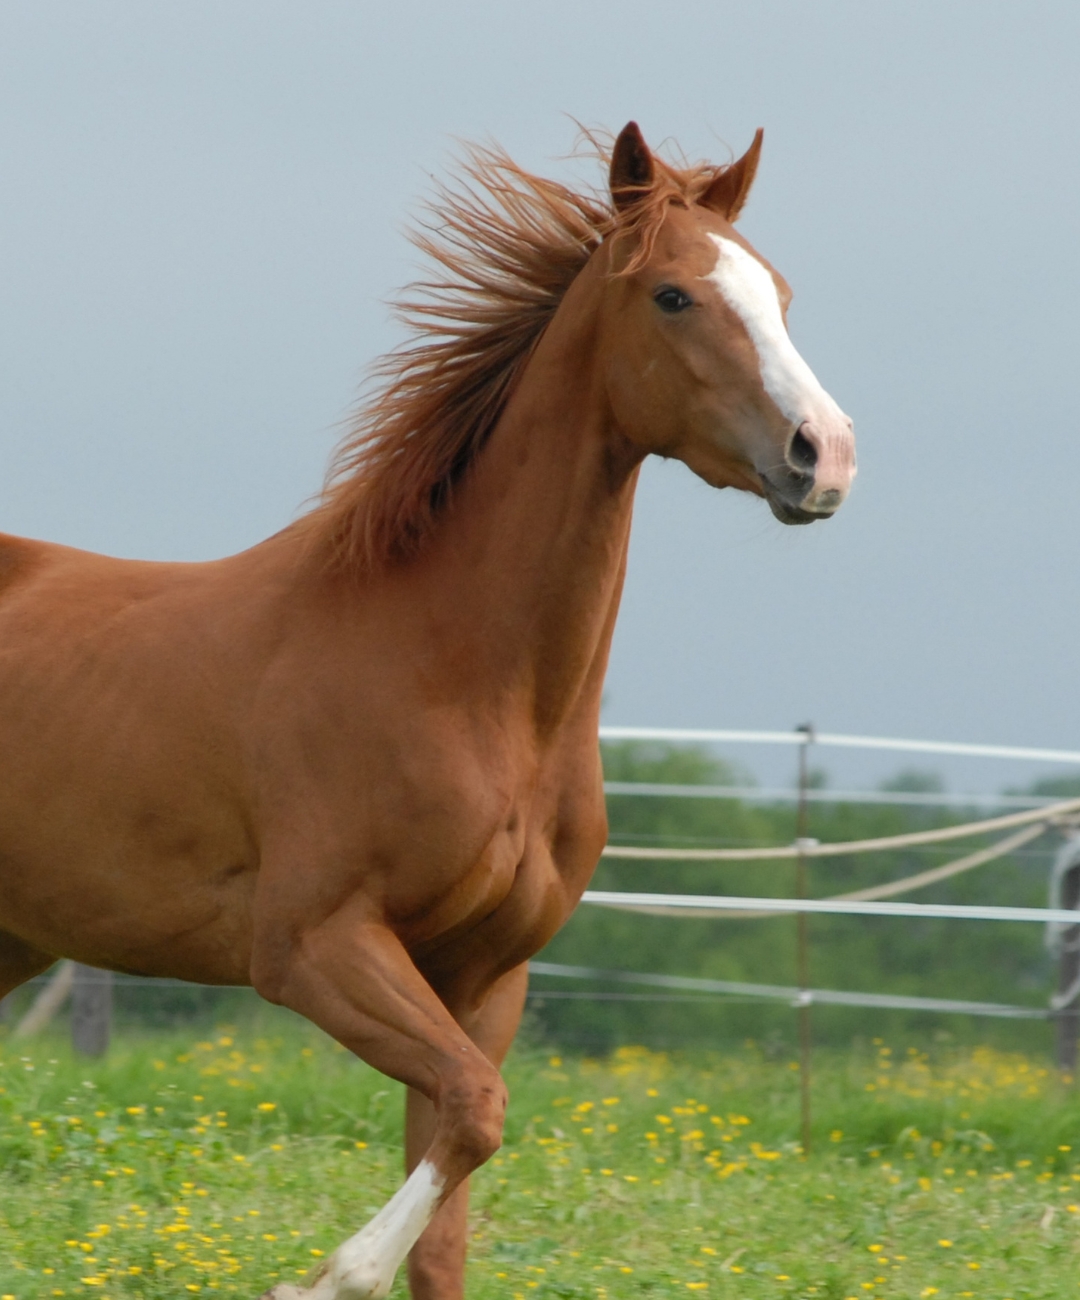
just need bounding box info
[2,1019,1080,1299]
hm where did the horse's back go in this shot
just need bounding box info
[0,531,51,600]
[0,530,159,618]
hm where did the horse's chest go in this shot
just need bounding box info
[398,785,604,966]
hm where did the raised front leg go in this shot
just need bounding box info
[406,965,529,1300]
[251,897,510,1300]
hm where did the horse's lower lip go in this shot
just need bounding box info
[768,498,822,525]
[762,483,837,526]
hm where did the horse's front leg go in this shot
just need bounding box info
[251,896,510,1300]
[406,965,528,1300]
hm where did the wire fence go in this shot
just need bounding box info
[585,726,1080,1104]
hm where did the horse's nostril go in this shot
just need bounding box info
[788,426,818,474]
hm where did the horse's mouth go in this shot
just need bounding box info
[760,480,835,526]
[767,496,824,526]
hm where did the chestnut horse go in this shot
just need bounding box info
[0,123,854,1298]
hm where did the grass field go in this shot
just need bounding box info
[2,1018,1079,1300]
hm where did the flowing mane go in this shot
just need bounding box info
[309,136,728,571]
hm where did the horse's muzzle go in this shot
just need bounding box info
[762,416,856,525]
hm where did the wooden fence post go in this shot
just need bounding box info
[71,965,112,1057]
[13,960,75,1039]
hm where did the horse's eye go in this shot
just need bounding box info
[653,286,693,314]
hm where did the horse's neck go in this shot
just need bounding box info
[410,306,640,737]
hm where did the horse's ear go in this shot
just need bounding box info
[701,128,764,222]
[610,121,656,212]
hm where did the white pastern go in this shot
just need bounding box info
[267,1160,445,1300]
[701,233,835,427]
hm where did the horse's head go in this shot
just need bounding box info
[598,122,855,524]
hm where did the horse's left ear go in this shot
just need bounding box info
[610,121,656,212]
[700,128,764,222]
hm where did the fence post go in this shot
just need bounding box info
[72,965,112,1057]
[1056,866,1080,1076]
[13,960,75,1039]
[795,723,815,1155]
[1047,834,1080,1079]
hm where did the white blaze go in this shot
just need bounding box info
[701,233,837,428]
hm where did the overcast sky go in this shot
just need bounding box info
[3,2,1079,791]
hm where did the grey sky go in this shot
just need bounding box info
[3,2,1079,791]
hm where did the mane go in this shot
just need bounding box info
[308,134,727,572]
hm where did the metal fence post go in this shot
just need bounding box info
[72,965,112,1057]
[795,723,815,1155]
[1056,869,1080,1076]
[1047,834,1080,1078]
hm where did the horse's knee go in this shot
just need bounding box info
[438,1065,507,1169]
[456,1105,504,1168]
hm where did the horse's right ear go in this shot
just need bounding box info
[610,121,656,212]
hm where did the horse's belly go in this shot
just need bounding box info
[0,712,257,983]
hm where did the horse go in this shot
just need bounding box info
[0,122,855,1299]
